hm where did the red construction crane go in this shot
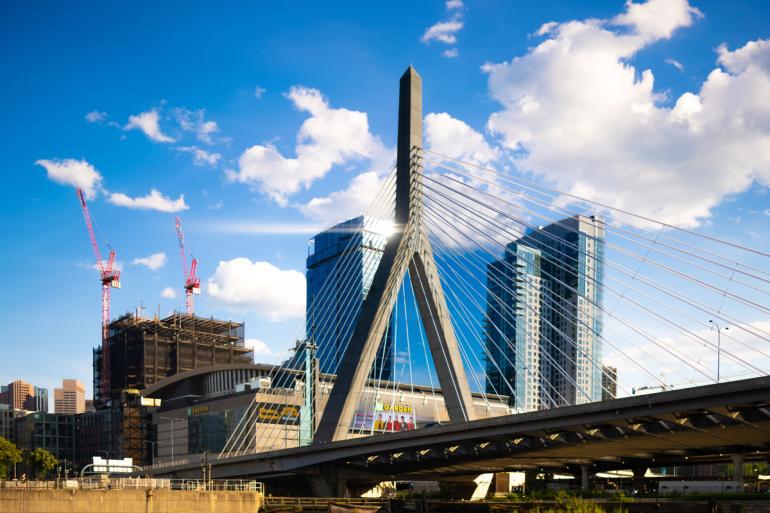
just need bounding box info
[175,216,200,315]
[76,187,121,403]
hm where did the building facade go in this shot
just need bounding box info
[306,216,394,380]
[0,380,46,412]
[601,365,617,401]
[54,379,86,414]
[0,404,25,443]
[15,412,79,464]
[485,215,605,409]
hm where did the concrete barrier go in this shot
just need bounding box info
[0,488,262,513]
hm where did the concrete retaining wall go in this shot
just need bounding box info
[0,488,262,513]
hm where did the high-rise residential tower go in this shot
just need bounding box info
[485,215,605,409]
[306,216,394,381]
[54,379,86,414]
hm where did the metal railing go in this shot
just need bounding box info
[0,478,263,493]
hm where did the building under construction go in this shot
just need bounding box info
[84,312,253,466]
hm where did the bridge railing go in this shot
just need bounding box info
[0,478,263,493]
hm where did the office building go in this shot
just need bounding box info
[54,379,85,414]
[306,216,394,380]
[33,387,48,413]
[0,380,44,412]
[0,404,25,443]
[602,365,617,400]
[485,215,605,409]
[15,411,79,463]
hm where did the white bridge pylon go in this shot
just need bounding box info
[313,67,477,443]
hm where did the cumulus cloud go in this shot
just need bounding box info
[175,145,221,166]
[227,86,391,206]
[484,0,770,228]
[254,86,266,99]
[108,189,189,212]
[133,252,167,270]
[36,158,103,199]
[422,1,465,57]
[207,258,305,321]
[425,113,499,165]
[161,287,177,298]
[174,108,219,144]
[245,338,282,363]
[85,111,108,123]
[124,109,175,143]
[298,171,386,227]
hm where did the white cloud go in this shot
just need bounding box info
[108,189,189,213]
[85,111,107,123]
[174,108,219,144]
[254,86,266,99]
[227,86,391,206]
[78,260,124,273]
[422,19,463,45]
[35,158,103,199]
[207,258,306,321]
[665,57,684,71]
[612,0,702,42]
[425,113,499,165]
[161,287,177,298]
[446,0,463,9]
[484,0,770,228]
[175,145,221,166]
[124,109,175,143]
[298,171,385,227]
[133,252,167,271]
[245,338,282,364]
[442,48,459,59]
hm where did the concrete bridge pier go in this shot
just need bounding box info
[632,467,647,493]
[732,453,745,489]
[306,465,350,498]
[580,465,591,491]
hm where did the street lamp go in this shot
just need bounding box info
[159,417,181,462]
[709,320,729,383]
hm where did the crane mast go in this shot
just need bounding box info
[76,188,120,404]
[175,216,200,315]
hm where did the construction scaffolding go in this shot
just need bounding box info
[94,312,252,405]
[87,312,252,466]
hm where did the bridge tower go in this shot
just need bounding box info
[314,66,477,444]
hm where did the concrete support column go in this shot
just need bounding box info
[581,465,591,491]
[731,454,745,489]
[632,467,647,493]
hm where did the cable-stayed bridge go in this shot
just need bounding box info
[144,67,770,495]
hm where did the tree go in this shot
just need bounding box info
[0,436,22,479]
[28,448,58,479]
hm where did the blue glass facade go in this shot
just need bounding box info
[485,215,605,408]
[306,216,393,380]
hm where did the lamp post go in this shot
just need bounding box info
[159,417,180,462]
[143,440,158,464]
[709,320,729,383]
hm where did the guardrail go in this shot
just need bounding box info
[265,497,388,506]
[0,478,263,493]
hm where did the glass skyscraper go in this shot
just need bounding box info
[485,215,605,409]
[306,216,394,381]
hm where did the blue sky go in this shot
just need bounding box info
[1,0,769,404]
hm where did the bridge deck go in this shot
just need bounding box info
[146,375,770,481]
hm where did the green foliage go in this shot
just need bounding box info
[0,436,22,479]
[28,447,58,479]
